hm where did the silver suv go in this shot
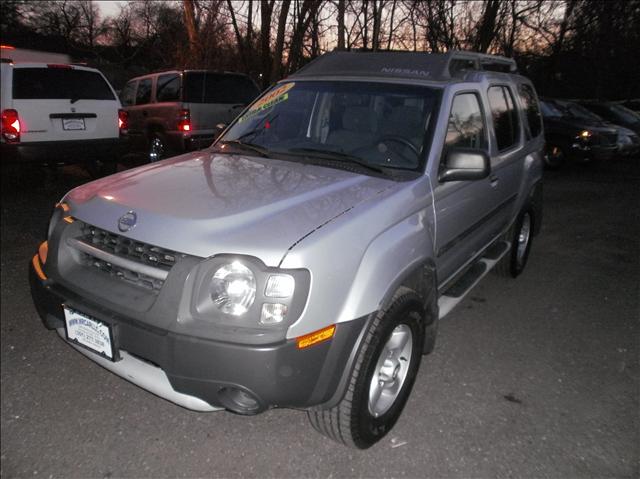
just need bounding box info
[30,51,543,449]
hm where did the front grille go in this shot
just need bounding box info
[73,222,186,293]
[600,132,618,146]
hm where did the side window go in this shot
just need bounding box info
[488,86,520,151]
[135,78,152,105]
[119,81,137,106]
[156,74,180,102]
[445,92,487,150]
[519,84,542,138]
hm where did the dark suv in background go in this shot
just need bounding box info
[120,70,259,162]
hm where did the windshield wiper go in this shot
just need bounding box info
[218,140,271,158]
[286,147,388,175]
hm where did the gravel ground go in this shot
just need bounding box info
[1,156,638,478]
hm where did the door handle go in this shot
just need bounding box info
[490,175,499,187]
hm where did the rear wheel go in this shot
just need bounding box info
[307,288,425,449]
[148,133,167,162]
[495,209,534,278]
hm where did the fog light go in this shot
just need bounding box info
[260,303,288,324]
[265,274,295,298]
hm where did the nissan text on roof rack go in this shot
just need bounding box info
[30,50,544,449]
[1,50,126,176]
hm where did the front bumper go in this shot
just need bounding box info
[1,138,124,164]
[29,257,366,414]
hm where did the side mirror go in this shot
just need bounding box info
[214,123,227,140]
[439,148,490,182]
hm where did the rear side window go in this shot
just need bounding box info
[519,84,542,138]
[488,85,520,151]
[120,81,137,106]
[136,78,152,105]
[13,68,115,101]
[445,92,487,150]
[184,73,259,104]
[156,73,180,102]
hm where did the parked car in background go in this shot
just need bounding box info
[540,99,618,168]
[579,101,640,135]
[120,70,260,162]
[1,59,125,176]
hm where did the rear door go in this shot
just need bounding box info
[11,65,119,143]
[485,84,525,229]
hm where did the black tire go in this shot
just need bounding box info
[307,288,425,449]
[544,145,565,169]
[148,132,167,162]
[495,208,534,278]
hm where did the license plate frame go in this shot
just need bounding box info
[63,306,117,361]
[62,118,86,130]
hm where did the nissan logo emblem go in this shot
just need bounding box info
[118,210,137,232]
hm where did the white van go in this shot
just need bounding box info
[1,60,126,174]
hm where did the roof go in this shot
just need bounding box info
[290,50,518,82]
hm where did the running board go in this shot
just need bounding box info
[438,240,510,319]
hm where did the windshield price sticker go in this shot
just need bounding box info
[239,82,295,123]
[64,307,114,360]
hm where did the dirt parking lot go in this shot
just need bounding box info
[1,156,638,478]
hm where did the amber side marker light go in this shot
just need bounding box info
[32,255,47,280]
[63,216,74,224]
[38,241,48,264]
[297,325,336,349]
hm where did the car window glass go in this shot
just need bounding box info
[13,68,115,100]
[136,78,152,105]
[445,92,487,150]
[120,81,136,106]
[156,74,180,102]
[183,73,259,104]
[519,84,542,139]
[488,85,520,151]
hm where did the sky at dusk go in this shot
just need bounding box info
[95,0,128,18]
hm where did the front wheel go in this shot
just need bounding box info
[307,288,425,449]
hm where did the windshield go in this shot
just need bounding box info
[608,104,640,123]
[555,100,603,121]
[217,81,441,173]
[540,101,563,118]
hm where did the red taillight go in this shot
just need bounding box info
[118,109,128,132]
[177,109,191,132]
[1,109,20,142]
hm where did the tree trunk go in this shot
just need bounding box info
[183,0,200,65]
[337,0,346,50]
[260,0,275,88]
[271,0,291,81]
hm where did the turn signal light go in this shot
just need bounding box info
[118,109,128,133]
[38,241,48,264]
[297,325,336,349]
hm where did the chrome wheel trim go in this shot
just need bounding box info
[368,324,413,418]
[149,137,164,162]
[516,213,531,268]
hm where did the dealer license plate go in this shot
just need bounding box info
[63,306,115,360]
[62,118,85,130]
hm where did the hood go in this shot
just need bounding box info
[65,151,395,265]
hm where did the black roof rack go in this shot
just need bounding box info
[290,50,518,82]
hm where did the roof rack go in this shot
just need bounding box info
[290,50,518,82]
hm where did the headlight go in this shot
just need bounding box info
[211,261,256,315]
[578,130,592,139]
